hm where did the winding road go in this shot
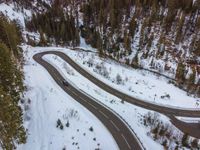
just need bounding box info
[33,52,144,150]
[33,50,200,150]
[37,51,200,118]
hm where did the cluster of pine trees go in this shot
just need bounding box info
[0,14,26,149]
[25,0,80,46]
[25,0,200,95]
[79,0,200,95]
[79,0,200,56]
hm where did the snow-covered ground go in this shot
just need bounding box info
[65,50,200,109]
[19,46,118,150]
[0,3,31,27]
[43,53,168,149]
[76,37,97,52]
[177,117,200,123]
[20,46,199,150]
[1,2,199,149]
[1,0,199,109]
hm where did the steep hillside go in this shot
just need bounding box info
[23,0,200,96]
[78,0,200,96]
[0,1,200,149]
[4,0,198,94]
[0,14,26,149]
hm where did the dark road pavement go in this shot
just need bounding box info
[34,50,200,150]
[37,51,200,118]
[33,53,144,150]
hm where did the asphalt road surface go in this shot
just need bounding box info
[34,50,200,148]
[37,51,200,118]
[33,53,144,150]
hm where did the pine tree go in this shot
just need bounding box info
[132,53,139,68]
[188,67,196,85]
[151,0,158,21]
[175,62,185,83]
[175,13,185,44]
[0,86,26,149]
[0,43,16,96]
[152,123,160,140]
[38,30,47,46]
[0,13,25,150]
[194,39,200,56]
[182,133,190,148]
[191,139,199,148]
[0,15,20,58]
[159,125,167,136]
[129,16,137,37]
[164,0,177,32]
[124,32,131,55]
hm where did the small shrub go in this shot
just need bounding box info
[56,119,62,128]
[60,124,64,130]
[191,138,199,148]
[182,133,190,148]
[116,74,123,84]
[56,119,64,130]
[66,121,70,127]
[89,126,94,132]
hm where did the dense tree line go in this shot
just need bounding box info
[78,0,200,96]
[79,0,200,55]
[26,1,80,46]
[0,15,26,149]
[25,0,200,95]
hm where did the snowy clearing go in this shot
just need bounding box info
[19,45,118,150]
[0,3,31,27]
[43,53,186,150]
[20,45,200,150]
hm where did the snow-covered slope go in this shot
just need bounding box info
[0,3,31,27]
[1,1,199,149]
[43,53,164,150]
[19,45,118,150]
[48,48,200,109]
[20,45,200,149]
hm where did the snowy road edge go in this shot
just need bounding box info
[43,55,146,150]
[67,54,200,111]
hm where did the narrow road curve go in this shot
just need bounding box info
[34,51,200,139]
[38,51,200,118]
[167,115,200,138]
[33,53,144,150]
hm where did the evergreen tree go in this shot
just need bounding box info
[129,16,137,37]
[124,32,131,54]
[0,84,26,149]
[38,30,47,46]
[188,67,196,85]
[175,62,185,83]
[193,39,200,56]
[182,133,190,148]
[191,139,199,149]
[26,2,80,47]
[0,15,21,58]
[132,53,139,68]
[0,43,23,101]
[0,17,26,149]
[175,13,185,44]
